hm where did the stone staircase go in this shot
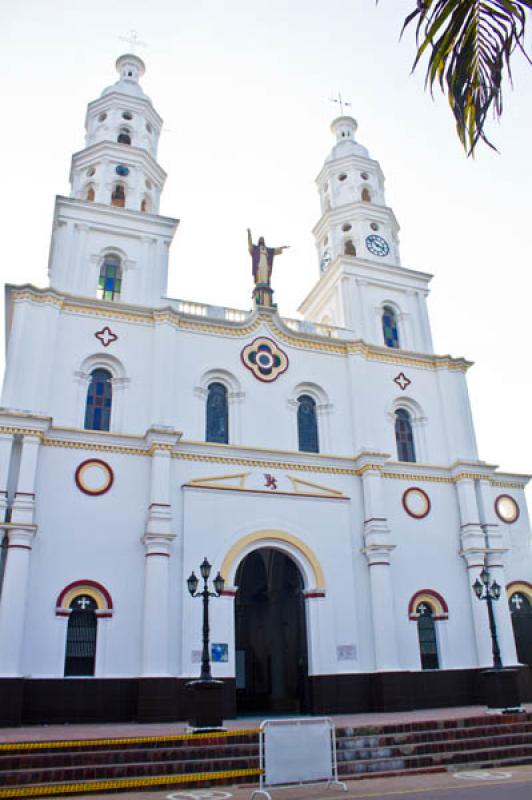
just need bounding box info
[0,712,531,797]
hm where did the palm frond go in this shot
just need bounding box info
[381,0,532,155]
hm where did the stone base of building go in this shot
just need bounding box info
[1,668,531,726]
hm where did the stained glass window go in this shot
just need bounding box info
[298,395,319,453]
[395,409,416,462]
[416,603,440,670]
[382,306,399,348]
[206,383,228,444]
[85,369,112,432]
[64,596,97,677]
[98,255,122,301]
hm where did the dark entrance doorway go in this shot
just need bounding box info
[510,592,532,665]
[235,548,308,714]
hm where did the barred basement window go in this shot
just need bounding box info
[64,595,98,677]
[206,382,228,444]
[416,603,440,670]
[85,369,112,432]
[297,395,319,453]
[395,409,416,462]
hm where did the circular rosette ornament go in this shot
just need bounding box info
[241,337,289,382]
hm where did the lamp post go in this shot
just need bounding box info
[187,557,225,681]
[186,558,226,731]
[472,566,502,670]
[472,566,520,711]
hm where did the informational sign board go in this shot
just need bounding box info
[251,718,346,799]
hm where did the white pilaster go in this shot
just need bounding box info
[0,527,36,675]
[361,463,400,670]
[12,435,41,526]
[141,533,172,676]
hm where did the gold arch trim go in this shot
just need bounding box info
[506,581,532,601]
[220,530,325,590]
[60,586,108,611]
[409,591,447,618]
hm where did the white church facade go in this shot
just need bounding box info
[0,54,531,724]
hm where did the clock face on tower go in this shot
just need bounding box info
[365,234,390,257]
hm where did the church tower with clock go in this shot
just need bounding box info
[0,55,531,728]
[300,115,433,355]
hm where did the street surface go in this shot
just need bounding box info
[62,764,532,800]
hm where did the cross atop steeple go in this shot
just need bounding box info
[329,92,352,116]
[119,29,147,54]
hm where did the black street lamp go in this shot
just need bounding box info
[472,566,502,670]
[187,557,225,681]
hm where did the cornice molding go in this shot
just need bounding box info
[6,284,471,373]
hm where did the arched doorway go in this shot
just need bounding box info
[235,548,308,714]
[509,591,532,665]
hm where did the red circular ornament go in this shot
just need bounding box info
[402,486,431,519]
[75,459,114,496]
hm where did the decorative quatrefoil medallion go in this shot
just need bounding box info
[394,372,411,391]
[95,326,118,347]
[241,337,289,382]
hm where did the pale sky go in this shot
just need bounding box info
[2,0,531,504]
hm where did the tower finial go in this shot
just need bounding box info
[119,29,147,54]
[329,92,352,117]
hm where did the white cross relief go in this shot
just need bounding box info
[77,597,91,610]
[417,603,430,615]
[512,594,523,610]
[394,372,411,391]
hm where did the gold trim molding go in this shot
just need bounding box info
[220,529,326,589]
[9,285,471,371]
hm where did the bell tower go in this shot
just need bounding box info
[299,116,434,353]
[47,55,178,307]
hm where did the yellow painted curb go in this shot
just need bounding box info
[0,727,260,752]
[0,767,262,798]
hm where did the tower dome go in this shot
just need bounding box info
[326,116,369,161]
[101,54,149,99]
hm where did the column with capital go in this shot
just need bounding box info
[140,429,179,676]
[0,433,41,676]
[455,475,493,666]
[477,479,518,665]
[361,463,400,670]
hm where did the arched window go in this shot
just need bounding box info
[117,127,131,145]
[86,185,95,202]
[140,196,150,212]
[344,239,356,256]
[395,408,416,462]
[206,382,228,444]
[416,603,439,670]
[509,591,532,665]
[382,306,399,348]
[98,254,122,301]
[297,395,319,453]
[111,184,126,208]
[64,595,98,677]
[85,369,112,431]
[361,187,371,202]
